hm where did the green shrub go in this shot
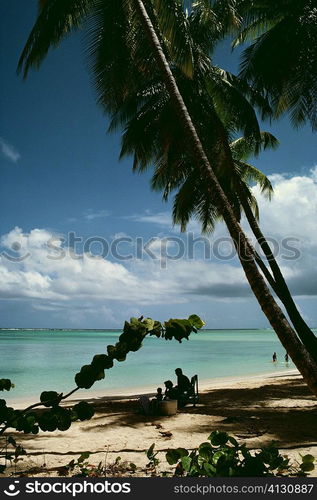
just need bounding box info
[166,431,315,477]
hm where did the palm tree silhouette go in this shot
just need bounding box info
[18,0,317,394]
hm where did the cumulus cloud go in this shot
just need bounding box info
[253,167,317,247]
[0,168,316,326]
[0,137,21,163]
[247,167,317,297]
[0,227,243,304]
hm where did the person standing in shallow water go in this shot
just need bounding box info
[285,353,289,363]
[272,352,277,362]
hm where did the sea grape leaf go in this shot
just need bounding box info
[181,455,192,472]
[142,318,155,331]
[301,462,315,472]
[188,314,205,329]
[208,431,229,446]
[146,443,156,460]
[166,448,188,465]
[78,452,90,463]
[73,401,94,421]
[301,454,315,463]
[40,391,60,407]
[91,354,113,370]
[0,379,14,392]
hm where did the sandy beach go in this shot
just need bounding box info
[4,371,317,477]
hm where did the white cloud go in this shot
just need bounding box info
[0,137,21,163]
[125,210,173,226]
[0,227,245,306]
[83,209,110,221]
[125,209,202,234]
[0,169,316,326]
[253,166,317,247]
[65,209,110,223]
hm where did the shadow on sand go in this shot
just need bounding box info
[7,374,317,457]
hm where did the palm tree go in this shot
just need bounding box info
[233,0,317,130]
[18,0,317,394]
[113,6,317,362]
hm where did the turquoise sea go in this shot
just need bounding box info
[0,328,300,402]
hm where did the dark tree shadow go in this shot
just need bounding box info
[5,376,317,455]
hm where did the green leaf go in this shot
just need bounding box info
[181,455,192,472]
[212,451,225,464]
[54,408,72,431]
[199,442,213,460]
[91,354,113,370]
[38,412,58,432]
[164,318,193,342]
[301,454,315,463]
[208,431,229,446]
[107,342,129,362]
[228,436,239,447]
[130,317,139,325]
[203,462,216,476]
[166,448,188,465]
[0,379,14,392]
[78,452,90,463]
[40,391,60,407]
[73,401,94,421]
[188,315,205,329]
[150,320,163,337]
[300,462,315,472]
[142,318,155,331]
[146,443,156,460]
[8,436,17,447]
[199,441,212,450]
[75,364,104,389]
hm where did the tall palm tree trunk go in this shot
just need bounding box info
[133,0,317,396]
[241,198,317,362]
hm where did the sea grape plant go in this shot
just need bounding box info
[0,314,204,472]
[166,431,315,477]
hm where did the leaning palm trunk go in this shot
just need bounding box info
[133,0,317,396]
[241,199,317,362]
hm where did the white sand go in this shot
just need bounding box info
[3,372,317,477]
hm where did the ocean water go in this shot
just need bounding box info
[0,329,299,402]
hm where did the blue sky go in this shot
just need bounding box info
[0,0,316,329]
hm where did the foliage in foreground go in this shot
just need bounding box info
[8,433,313,478]
[0,314,205,473]
[165,431,315,477]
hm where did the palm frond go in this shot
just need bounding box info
[230,131,279,160]
[235,160,273,200]
[152,0,194,77]
[18,0,95,78]
[206,67,262,143]
[236,0,317,130]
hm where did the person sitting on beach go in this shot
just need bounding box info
[175,368,191,394]
[164,380,178,400]
[149,387,163,415]
[138,394,151,415]
[155,387,163,402]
